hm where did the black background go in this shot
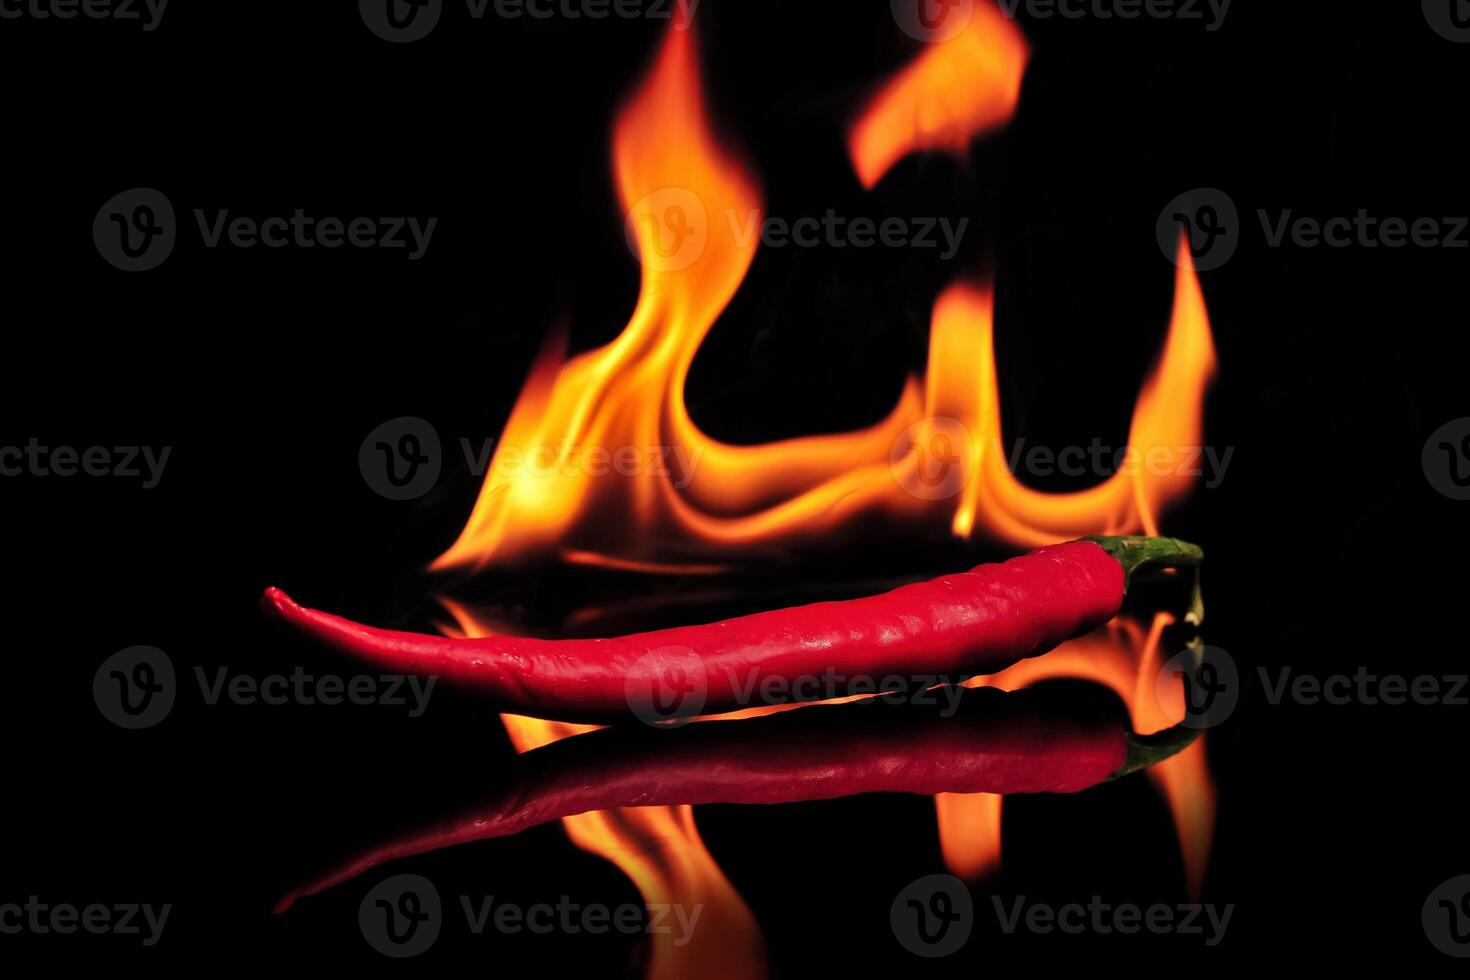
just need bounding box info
[2,0,1467,972]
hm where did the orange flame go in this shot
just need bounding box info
[849,0,1031,189]
[441,599,769,980]
[934,790,1003,879]
[938,613,1217,896]
[943,241,1217,545]
[434,25,1214,575]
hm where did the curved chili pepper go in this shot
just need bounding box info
[275,683,1191,913]
[262,535,1201,724]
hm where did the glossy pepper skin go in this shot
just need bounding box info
[274,685,1127,913]
[263,540,1125,724]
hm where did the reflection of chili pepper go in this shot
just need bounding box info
[275,684,1191,913]
[263,535,1201,724]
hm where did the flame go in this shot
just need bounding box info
[934,791,1003,879]
[848,0,1031,189]
[942,248,1217,545]
[937,613,1217,896]
[441,599,769,980]
[434,24,1214,574]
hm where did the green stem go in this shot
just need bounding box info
[1082,534,1205,628]
[1112,724,1202,779]
[1082,535,1204,585]
[1110,637,1208,779]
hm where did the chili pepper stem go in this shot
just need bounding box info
[1110,636,1208,779]
[1083,534,1205,627]
[1113,725,1202,778]
[1085,536,1208,778]
[1081,535,1204,582]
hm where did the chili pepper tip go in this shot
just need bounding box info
[261,586,300,620]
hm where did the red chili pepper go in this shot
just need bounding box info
[263,536,1201,724]
[274,683,1191,913]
